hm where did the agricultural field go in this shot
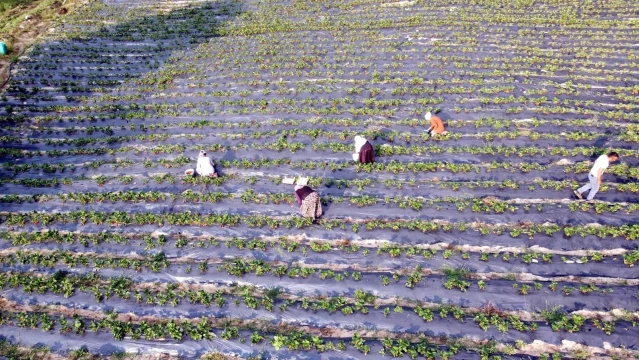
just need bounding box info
[0,0,639,358]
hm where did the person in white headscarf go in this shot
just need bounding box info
[196,150,218,177]
[294,184,322,220]
[352,136,375,163]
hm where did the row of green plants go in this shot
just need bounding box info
[0,230,633,267]
[6,170,639,195]
[12,78,634,122]
[0,270,628,338]
[2,102,630,132]
[24,28,639,60]
[3,171,230,187]
[219,259,626,296]
[19,47,636,82]
[35,36,630,76]
[11,94,637,121]
[6,156,638,180]
[9,73,634,119]
[257,175,639,194]
[12,94,637,121]
[4,211,639,243]
[0,250,171,272]
[26,22,639,52]
[6,127,638,150]
[1,248,632,296]
[4,189,638,216]
[6,113,633,133]
[22,38,639,79]
[14,33,636,72]
[7,65,638,116]
[9,156,632,181]
[42,78,635,107]
[0,307,551,360]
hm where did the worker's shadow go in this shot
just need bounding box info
[319,181,347,214]
[590,136,610,160]
[218,148,237,178]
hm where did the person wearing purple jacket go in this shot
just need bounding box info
[294,185,322,220]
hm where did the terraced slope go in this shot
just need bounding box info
[1,0,639,359]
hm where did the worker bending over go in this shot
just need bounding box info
[574,151,619,201]
[424,112,446,137]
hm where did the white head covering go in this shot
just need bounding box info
[424,112,432,121]
[294,184,305,190]
[354,136,367,152]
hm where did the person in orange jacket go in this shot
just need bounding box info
[424,112,447,137]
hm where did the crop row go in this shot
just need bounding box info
[0,270,632,338]
[29,23,639,52]
[4,115,634,134]
[3,157,639,183]
[2,230,635,265]
[12,55,638,86]
[1,247,637,284]
[0,251,635,311]
[17,34,639,70]
[33,66,637,90]
[20,44,639,72]
[6,127,639,149]
[7,82,637,111]
[14,71,639,97]
[17,45,639,67]
[5,171,639,199]
[8,101,638,122]
[3,190,639,217]
[9,74,638,105]
[3,210,639,241]
[0,307,573,360]
[26,26,639,57]
[7,80,638,115]
[23,33,639,62]
[2,118,637,143]
[6,67,637,96]
[6,141,638,163]
[51,0,639,32]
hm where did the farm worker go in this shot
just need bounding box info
[295,185,323,220]
[196,150,218,177]
[424,112,446,137]
[574,151,619,200]
[353,135,375,163]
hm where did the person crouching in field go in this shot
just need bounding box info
[424,112,446,137]
[295,185,323,220]
[196,150,218,177]
[574,151,619,201]
[353,135,375,163]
